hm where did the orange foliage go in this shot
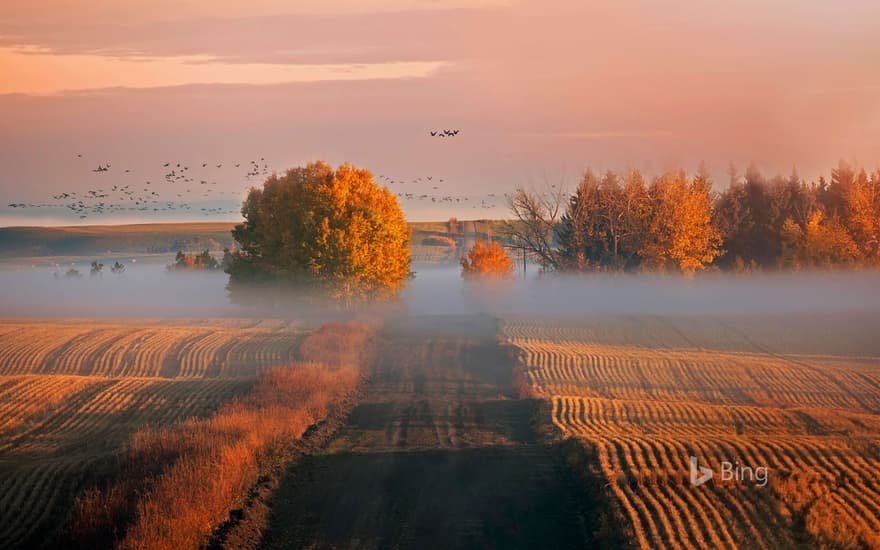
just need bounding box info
[460,240,514,279]
[68,323,374,550]
[230,161,411,302]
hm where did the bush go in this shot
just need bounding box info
[167,250,220,271]
[460,240,514,279]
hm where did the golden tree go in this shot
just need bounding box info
[460,240,514,279]
[779,211,861,268]
[842,169,880,261]
[641,170,721,273]
[228,161,410,302]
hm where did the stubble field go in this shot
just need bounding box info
[504,314,880,549]
[0,319,307,548]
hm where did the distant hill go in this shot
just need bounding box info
[0,220,512,261]
[0,223,237,258]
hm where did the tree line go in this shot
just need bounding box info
[506,161,880,273]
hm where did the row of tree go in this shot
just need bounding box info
[54,261,126,278]
[167,249,232,271]
[506,162,880,273]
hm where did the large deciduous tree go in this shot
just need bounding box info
[503,185,566,271]
[227,161,411,302]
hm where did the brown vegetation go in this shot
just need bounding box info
[66,321,374,550]
[0,319,307,548]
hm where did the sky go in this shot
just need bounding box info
[1,0,879,225]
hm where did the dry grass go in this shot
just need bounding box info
[504,315,880,550]
[0,319,307,548]
[66,321,374,550]
[298,321,376,369]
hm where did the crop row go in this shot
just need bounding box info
[0,321,303,379]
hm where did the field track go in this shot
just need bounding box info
[260,315,615,549]
[0,319,305,548]
[504,315,880,550]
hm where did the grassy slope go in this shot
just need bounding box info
[0,220,513,261]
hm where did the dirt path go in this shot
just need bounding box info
[259,315,610,549]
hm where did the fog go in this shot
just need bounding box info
[1,259,879,320]
[408,266,880,317]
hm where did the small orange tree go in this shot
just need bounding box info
[460,240,514,279]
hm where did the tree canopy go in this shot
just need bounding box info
[227,161,411,302]
[507,161,879,273]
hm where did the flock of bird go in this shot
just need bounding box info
[376,172,503,210]
[6,128,510,220]
[429,129,460,138]
[6,156,264,219]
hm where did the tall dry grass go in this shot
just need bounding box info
[67,322,375,550]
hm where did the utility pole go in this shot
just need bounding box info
[504,244,528,280]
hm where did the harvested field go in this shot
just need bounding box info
[0,319,306,548]
[0,319,303,378]
[504,314,880,549]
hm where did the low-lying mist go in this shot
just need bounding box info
[411,266,880,317]
[1,260,878,319]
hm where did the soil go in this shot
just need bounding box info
[256,314,621,549]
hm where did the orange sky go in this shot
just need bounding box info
[2,0,879,223]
